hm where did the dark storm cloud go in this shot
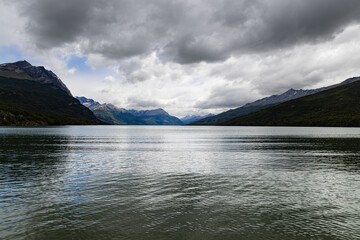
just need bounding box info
[232,0,360,52]
[23,0,96,48]
[18,0,360,63]
[159,35,229,64]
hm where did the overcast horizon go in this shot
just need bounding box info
[1,0,360,117]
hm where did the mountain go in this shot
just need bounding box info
[0,61,102,126]
[0,60,72,96]
[76,97,145,125]
[192,77,360,125]
[76,97,183,125]
[76,96,102,109]
[128,108,169,117]
[127,108,183,125]
[221,78,360,127]
[181,114,215,124]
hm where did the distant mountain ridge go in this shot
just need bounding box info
[76,96,127,112]
[181,114,215,124]
[243,88,322,108]
[244,76,360,108]
[221,78,360,127]
[0,61,102,126]
[193,76,360,125]
[0,60,72,96]
[128,108,169,117]
[76,96,183,125]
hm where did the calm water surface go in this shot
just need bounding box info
[1,126,360,240]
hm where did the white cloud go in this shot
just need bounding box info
[68,67,76,75]
[1,1,360,117]
[104,75,116,83]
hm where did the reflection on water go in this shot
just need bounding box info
[1,126,360,240]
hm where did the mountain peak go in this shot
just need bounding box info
[0,60,72,96]
[13,60,32,68]
[76,96,101,108]
[153,108,167,114]
[75,96,127,112]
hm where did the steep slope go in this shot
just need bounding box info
[181,114,215,124]
[221,79,360,127]
[191,105,272,125]
[0,76,102,126]
[0,60,72,96]
[77,97,183,125]
[193,77,360,125]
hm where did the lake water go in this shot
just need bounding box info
[1,126,360,240]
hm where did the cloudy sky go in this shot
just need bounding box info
[1,0,360,117]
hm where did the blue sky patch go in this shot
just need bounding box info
[0,45,23,63]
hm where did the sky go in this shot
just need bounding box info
[1,0,360,117]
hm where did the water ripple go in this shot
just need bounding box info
[1,126,360,239]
